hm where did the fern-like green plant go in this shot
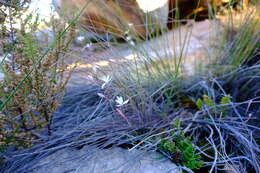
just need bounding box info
[177,137,204,170]
[158,134,204,170]
[158,120,204,171]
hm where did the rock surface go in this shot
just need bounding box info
[54,0,149,39]
[65,20,221,87]
[53,0,228,39]
[31,147,180,173]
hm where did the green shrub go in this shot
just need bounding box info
[158,134,204,170]
[157,119,203,170]
[0,1,76,152]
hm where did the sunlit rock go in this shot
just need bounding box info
[53,0,170,39]
[53,0,232,39]
[53,0,147,39]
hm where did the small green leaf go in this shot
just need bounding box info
[173,119,181,130]
[196,98,203,110]
[202,95,214,107]
[220,95,231,118]
[220,95,231,105]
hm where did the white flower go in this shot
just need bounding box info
[129,41,135,46]
[115,96,129,107]
[125,35,135,46]
[76,36,85,42]
[126,36,132,41]
[85,43,93,48]
[128,23,133,27]
[100,75,111,83]
[100,75,112,89]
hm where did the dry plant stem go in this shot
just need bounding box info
[183,111,201,134]
[129,128,177,151]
